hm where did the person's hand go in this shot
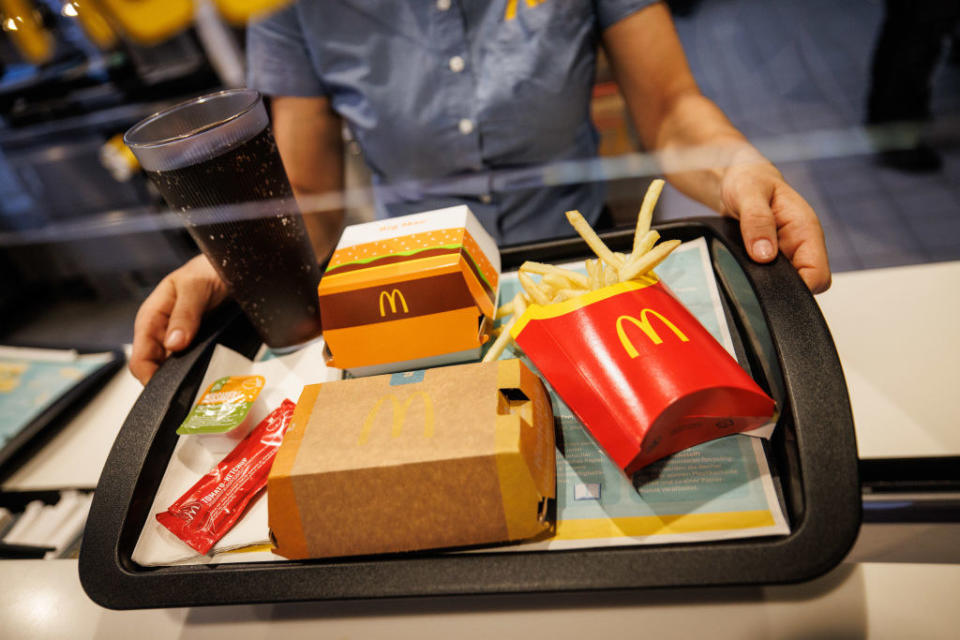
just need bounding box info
[130,254,229,385]
[720,158,831,294]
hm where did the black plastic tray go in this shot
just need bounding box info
[0,345,124,481]
[79,217,861,609]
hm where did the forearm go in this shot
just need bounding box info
[651,91,776,214]
[601,4,829,293]
[602,3,775,213]
[271,96,346,260]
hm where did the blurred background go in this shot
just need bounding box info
[1,0,958,349]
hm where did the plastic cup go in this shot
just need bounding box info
[125,89,323,350]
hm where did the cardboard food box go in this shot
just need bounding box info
[511,277,775,475]
[267,358,555,559]
[317,206,500,376]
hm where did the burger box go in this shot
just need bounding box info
[317,206,500,376]
[267,358,556,559]
[78,218,861,608]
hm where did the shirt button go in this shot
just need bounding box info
[448,56,465,73]
[436,0,451,10]
[480,194,492,204]
[458,118,474,135]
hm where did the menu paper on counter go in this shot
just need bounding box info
[0,347,115,448]
[490,237,788,550]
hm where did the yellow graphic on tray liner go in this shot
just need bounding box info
[57,366,86,381]
[378,289,409,317]
[616,310,690,357]
[358,391,435,445]
[554,510,776,540]
[0,361,28,393]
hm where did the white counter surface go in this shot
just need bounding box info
[2,356,142,492]
[0,558,955,639]
[816,261,960,459]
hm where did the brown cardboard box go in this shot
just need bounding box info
[267,359,555,559]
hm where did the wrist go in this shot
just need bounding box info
[718,148,781,217]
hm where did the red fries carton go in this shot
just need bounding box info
[510,277,775,474]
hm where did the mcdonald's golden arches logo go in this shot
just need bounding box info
[616,309,690,358]
[358,391,435,445]
[378,288,409,317]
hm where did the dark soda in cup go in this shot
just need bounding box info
[125,89,322,350]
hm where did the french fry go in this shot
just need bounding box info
[603,262,619,287]
[552,288,585,303]
[519,261,591,289]
[619,239,682,282]
[542,272,573,291]
[518,271,552,306]
[482,321,513,363]
[514,291,528,318]
[482,293,527,363]
[619,229,660,281]
[585,259,601,290]
[631,230,660,262]
[632,178,664,255]
[565,210,621,270]
[518,261,546,275]
[489,179,677,362]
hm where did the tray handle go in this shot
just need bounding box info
[691,216,861,576]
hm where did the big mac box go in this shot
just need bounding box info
[266,358,556,559]
[317,206,500,376]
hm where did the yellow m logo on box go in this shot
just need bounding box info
[378,289,409,317]
[616,310,690,358]
[358,391,435,445]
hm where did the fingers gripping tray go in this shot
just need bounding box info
[79,218,860,609]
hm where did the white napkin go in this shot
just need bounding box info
[131,339,340,566]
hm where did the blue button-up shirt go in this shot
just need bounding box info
[247,0,655,245]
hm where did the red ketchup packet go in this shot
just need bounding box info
[156,399,296,555]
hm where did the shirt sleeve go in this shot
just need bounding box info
[246,4,327,97]
[595,0,662,31]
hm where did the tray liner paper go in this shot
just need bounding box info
[511,279,775,474]
[267,359,555,559]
